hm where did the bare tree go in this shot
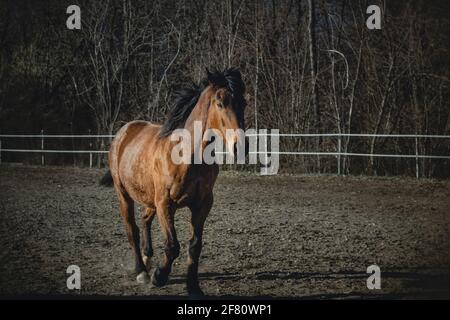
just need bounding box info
[307,0,320,170]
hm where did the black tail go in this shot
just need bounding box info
[99,169,113,187]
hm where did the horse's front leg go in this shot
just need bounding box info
[151,196,180,287]
[142,206,156,270]
[187,193,213,297]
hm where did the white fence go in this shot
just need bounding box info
[1,132,449,175]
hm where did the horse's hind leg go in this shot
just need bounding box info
[117,190,149,283]
[186,193,213,297]
[141,207,156,270]
[151,195,179,287]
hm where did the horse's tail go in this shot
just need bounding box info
[99,169,113,187]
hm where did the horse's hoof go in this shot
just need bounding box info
[143,255,151,270]
[136,271,150,284]
[188,287,205,299]
[151,268,168,287]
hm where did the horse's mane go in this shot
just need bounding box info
[159,68,246,137]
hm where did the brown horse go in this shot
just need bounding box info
[102,68,246,296]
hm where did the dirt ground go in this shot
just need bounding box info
[0,164,449,299]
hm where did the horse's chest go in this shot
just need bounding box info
[169,166,218,207]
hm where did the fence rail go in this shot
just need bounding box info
[0,134,115,138]
[1,133,449,175]
[1,149,449,159]
[1,133,449,138]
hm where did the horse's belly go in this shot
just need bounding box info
[116,128,158,206]
[118,154,155,206]
[125,178,155,206]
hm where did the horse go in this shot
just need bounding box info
[101,68,246,296]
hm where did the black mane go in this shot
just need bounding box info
[159,83,204,137]
[159,68,246,137]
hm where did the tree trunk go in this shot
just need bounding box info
[308,0,320,172]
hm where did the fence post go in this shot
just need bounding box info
[337,135,341,175]
[89,129,93,168]
[41,129,45,166]
[98,136,103,168]
[0,138,2,164]
[415,136,419,179]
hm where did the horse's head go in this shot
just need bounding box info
[205,68,246,157]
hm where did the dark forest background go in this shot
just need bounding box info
[0,0,449,177]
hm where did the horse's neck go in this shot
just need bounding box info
[183,89,212,156]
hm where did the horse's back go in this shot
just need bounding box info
[109,120,161,196]
[110,120,160,158]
